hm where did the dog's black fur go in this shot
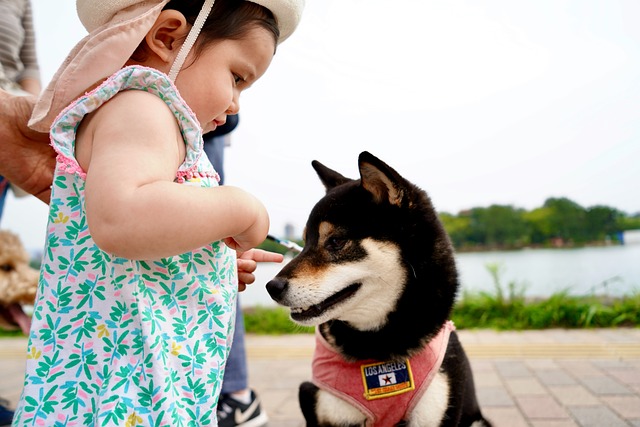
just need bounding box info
[267,152,491,426]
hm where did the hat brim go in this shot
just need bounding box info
[249,0,304,43]
[29,1,170,132]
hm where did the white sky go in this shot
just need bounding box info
[3,0,640,251]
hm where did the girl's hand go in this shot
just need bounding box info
[236,249,284,292]
[222,196,271,253]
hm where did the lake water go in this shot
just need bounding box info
[240,244,640,308]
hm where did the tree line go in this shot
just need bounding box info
[262,197,639,254]
[439,197,640,251]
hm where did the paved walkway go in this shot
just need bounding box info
[2,328,640,426]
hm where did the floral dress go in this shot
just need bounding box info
[13,66,237,427]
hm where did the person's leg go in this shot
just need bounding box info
[204,133,267,426]
[0,398,14,427]
[204,134,247,393]
[222,295,248,395]
[204,133,247,394]
[217,297,268,427]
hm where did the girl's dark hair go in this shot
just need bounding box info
[133,0,279,61]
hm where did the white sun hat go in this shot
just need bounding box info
[78,0,303,43]
[29,0,304,132]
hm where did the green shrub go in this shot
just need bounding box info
[243,306,314,335]
[241,262,640,333]
[451,263,640,330]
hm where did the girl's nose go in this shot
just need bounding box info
[227,94,240,115]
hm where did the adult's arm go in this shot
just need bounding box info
[17,0,41,96]
[0,90,55,203]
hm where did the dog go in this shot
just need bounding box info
[0,230,38,335]
[267,152,491,427]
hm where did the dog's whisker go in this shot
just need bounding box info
[407,261,417,279]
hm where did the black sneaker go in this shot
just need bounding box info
[0,399,14,427]
[217,390,268,427]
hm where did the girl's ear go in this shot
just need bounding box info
[145,10,191,64]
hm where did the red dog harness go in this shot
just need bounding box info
[311,321,454,426]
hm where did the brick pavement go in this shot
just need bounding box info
[2,328,640,426]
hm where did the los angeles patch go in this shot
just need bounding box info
[361,359,415,400]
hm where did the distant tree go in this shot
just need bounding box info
[482,205,530,247]
[437,197,635,250]
[617,212,640,231]
[585,205,623,241]
[460,205,529,247]
[439,212,471,248]
[458,209,483,246]
[524,206,554,244]
[542,197,588,243]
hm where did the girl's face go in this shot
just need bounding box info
[174,26,276,134]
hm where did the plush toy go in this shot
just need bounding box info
[0,230,38,334]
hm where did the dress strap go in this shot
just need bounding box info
[50,66,204,179]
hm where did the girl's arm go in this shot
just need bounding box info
[79,90,269,260]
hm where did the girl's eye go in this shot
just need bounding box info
[233,74,243,84]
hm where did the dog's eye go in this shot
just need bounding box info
[0,263,13,272]
[325,237,347,251]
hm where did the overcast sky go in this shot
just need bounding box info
[4,0,640,251]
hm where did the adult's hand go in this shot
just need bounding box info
[236,248,284,292]
[0,90,55,203]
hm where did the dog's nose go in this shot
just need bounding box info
[266,277,288,301]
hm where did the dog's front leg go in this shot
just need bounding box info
[299,381,366,427]
[299,382,323,426]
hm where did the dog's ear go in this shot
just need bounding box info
[311,160,352,192]
[358,151,404,206]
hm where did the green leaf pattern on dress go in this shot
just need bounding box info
[14,66,235,426]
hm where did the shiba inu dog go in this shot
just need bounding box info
[267,152,491,427]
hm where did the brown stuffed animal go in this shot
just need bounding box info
[0,230,38,334]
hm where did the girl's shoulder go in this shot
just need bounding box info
[78,88,181,149]
[52,65,202,147]
[51,66,204,178]
[90,66,188,113]
[88,89,177,128]
[55,65,197,129]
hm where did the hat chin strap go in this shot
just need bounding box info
[168,0,216,81]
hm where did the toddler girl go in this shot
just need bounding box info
[14,0,303,425]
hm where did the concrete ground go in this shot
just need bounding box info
[2,328,640,426]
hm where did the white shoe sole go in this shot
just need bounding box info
[237,411,268,427]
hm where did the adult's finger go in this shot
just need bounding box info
[240,248,284,263]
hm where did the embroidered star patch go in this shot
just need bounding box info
[360,359,415,400]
